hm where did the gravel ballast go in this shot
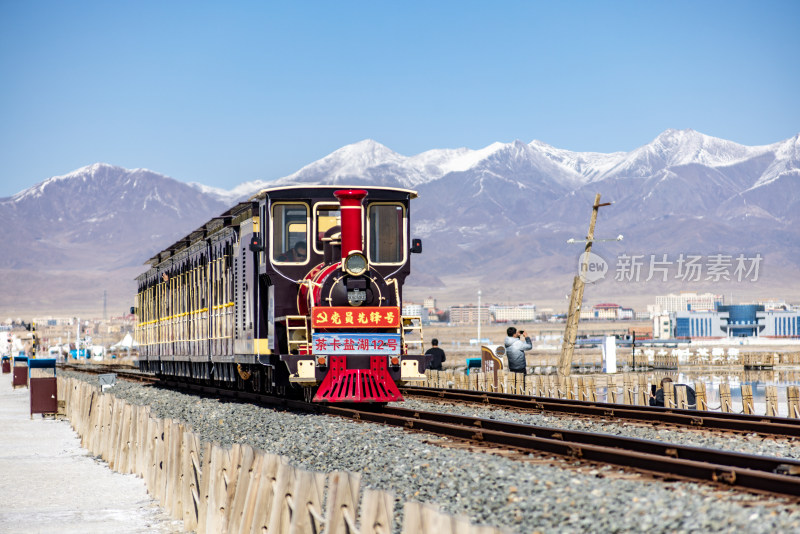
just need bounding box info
[64,372,800,533]
[397,397,800,460]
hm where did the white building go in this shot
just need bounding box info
[653,313,675,339]
[449,305,492,325]
[489,304,537,322]
[402,303,423,317]
[654,292,724,313]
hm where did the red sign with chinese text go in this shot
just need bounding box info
[311,306,400,328]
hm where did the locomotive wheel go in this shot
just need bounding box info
[265,367,274,394]
[252,369,262,392]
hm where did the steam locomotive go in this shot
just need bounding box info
[133,186,429,403]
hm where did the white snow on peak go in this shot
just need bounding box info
[749,133,800,190]
[644,128,763,167]
[530,129,789,184]
[301,139,404,175]
[9,163,122,202]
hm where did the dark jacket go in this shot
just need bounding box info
[649,384,696,409]
[425,347,446,370]
[504,335,532,373]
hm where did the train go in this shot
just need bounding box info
[133,185,430,403]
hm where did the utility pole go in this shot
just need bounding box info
[477,290,482,343]
[558,193,612,377]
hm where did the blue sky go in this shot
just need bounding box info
[1,0,798,197]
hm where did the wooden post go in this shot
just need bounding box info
[166,421,184,518]
[221,443,244,532]
[523,375,533,396]
[694,382,708,411]
[247,453,283,534]
[135,406,150,478]
[108,397,124,468]
[765,386,778,417]
[585,377,597,402]
[608,376,619,404]
[675,385,688,410]
[741,384,754,415]
[719,383,732,413]
[228,443,256,534]
[157,418,171,504]
[787,386,800,418]
[622,375,633,405]
[267,460,297,534]
[196,441,214,534]
[360,488,394,534]
[115,403,133,474]
[204,445,230,533]
[325,471,361,534]
[181,431,202,531]
[663,381,675,409]
[558,193,610,377]
[288,468,327,534]
[237,451,264,533]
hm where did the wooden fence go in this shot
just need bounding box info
[58,377,508,534]
[424,370,800,418]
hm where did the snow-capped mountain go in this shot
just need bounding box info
[0,164,228,314]
[2,129,798,315]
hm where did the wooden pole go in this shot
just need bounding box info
[558,193,610,377]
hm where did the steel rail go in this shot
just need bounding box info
[400,385,800,438]
[152,379,800,498]
[335,404,800,498]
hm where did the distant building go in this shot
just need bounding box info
[449,305,492,325]
[654,292,724,313]
[489,304,536,322]
[401,304,429,324]
[618,307,635,320]
[758,299,789,311]
[653,313,675,339]
[580,303,622,320]
[423,297,437,312]
[673,305,800,338]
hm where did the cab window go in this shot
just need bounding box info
[367,203,404,264]
[313,204,341,254]
[272,203,309,264]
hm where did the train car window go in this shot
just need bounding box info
[367,203,405,265]
[272,203,309,264]
[312,203,341,254]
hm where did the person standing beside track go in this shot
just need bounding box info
[425,338,446,370]
[505,326,532,375]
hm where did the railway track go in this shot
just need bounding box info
[400,385,800,439]
[59,367,800,498]
[149,378,800,499]
[59,363,158,383]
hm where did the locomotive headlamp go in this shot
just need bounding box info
[343,252,368,276]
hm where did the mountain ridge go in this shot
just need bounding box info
[2,128,798,316]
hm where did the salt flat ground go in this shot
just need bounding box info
[0,373,182,534]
